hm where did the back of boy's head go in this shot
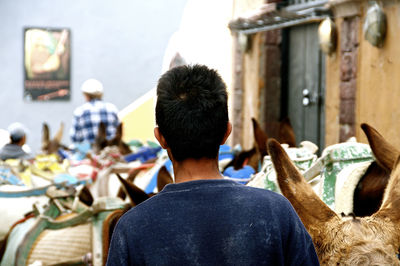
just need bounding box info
[156,64,228,161]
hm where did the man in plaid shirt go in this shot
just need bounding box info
[70,78,120,144]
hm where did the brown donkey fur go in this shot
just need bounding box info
[265,117,296,148]
[268,138,400,265]
[353,123,400,216]
[102,208,129,265]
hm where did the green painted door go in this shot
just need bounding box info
[286,23,325,152]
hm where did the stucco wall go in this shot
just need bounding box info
[232,0,266,149]
[356,4,400,147]
[0,0,187,152]
[326,3,400,147]
[324,42,341,146]
[242,33,264,149]
[325,17,342,146]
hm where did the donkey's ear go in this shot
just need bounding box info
[279,117,296,147]
[53,122,64,144]
[114,123,123,142]
[267,138,340,242]
[374,155,400,224]
[97,122,107,140]
[42,123,50,151]
[116,169,141,200]
[361,123,399,171]
[251,118,268,157]
[42,123,50,143]
[157,166,173,192]
[77,185,94,207]
[116,174,149,206]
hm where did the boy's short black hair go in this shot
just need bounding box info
[156,64,228,161]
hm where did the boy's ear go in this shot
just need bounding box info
[221,122,232,144]
[154,127,168,149]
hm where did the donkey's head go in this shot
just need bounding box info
[224,118,268,171]
[268,138,400,265]
[116,165,173,206]
[92,122,132,155]
[227,117,296,171]
[277,117,296,147]
[42,122,65,155]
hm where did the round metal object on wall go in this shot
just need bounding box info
[238,32,252,53]
[318,17,337,55]
[363,3,387,48]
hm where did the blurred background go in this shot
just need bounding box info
[1,0,400,155]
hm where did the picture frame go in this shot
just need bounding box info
[23,27,71,101]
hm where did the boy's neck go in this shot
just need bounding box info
[172,157,223,183]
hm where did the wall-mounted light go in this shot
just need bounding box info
[238,33,252,53]
[318,17,337,55]
[363,3,387,48]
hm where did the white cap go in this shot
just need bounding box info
[81,78,104,96]
[7,122,27,141]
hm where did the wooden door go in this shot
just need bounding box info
[286,23,325,151]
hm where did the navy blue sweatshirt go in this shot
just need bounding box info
[107,179,319,265]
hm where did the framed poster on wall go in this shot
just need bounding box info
[24,27,71,101]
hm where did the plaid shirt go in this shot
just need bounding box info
[70,99,120,143]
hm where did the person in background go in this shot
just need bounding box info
[0,122,33,161]
[69,78,120,144]
[107,65,319,265]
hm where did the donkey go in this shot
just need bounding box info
[116,165,173,206]
[0,185,108,265]
[267,138,400,265]
[0,123,71,241]
[41,122,68,155]
[100,165,173,264]
[253,122,396,217]
[225,117,296,172]
[309,123,399,217]
[0,166,173,266]
[92,122,132,155]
